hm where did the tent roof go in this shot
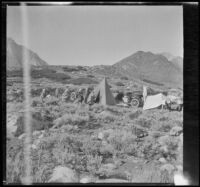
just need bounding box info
[87,77,116,105]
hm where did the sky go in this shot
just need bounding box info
[7,5,183,66]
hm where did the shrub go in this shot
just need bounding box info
[45,96,59,106]
[87,75,95,78]
[128,110,142,120]
[30,69,71,83]
[53,112,89,129]
[96,111,118,123]
[15,112,54,137]
[151,121,173,133]
[91,104,105,113]
[86,154,103,175]
[7,70,23,77]
[115,82,124,86]
[135,117,153,129]
[62,67,78,72]
[120,76,129,80]
[106,129,137,156]
[69,78,97,85]
[31,98,43,107]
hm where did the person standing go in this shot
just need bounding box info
[62,87,69,102]
[143,85,148,104]
[40,88,46,102]
[55,88,59,98]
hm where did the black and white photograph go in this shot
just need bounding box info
[4,2,189,184]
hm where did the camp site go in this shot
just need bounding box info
[5,4,185,185]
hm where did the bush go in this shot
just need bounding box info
[96,111,119,124]
[135,117,153,129]
[7,70,23,77]
[69,78,97,85]
[106,129,137,155]
[15,112,54,137]
[30,69,71,83]
[45,96,59,106]
[128,110,142,120]
[115,82,124,86]
[62,67,78,72]
[53,112,89,129]
[87,74,95,78]
[120,76,129,80]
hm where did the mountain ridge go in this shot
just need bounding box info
[7,38,48,70]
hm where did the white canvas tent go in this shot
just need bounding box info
[143,93,166,110]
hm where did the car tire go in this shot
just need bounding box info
[131,98,140,108]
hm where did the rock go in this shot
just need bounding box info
[48,166,78,183]
[170,126,182,136]
[160,164,175,174]
[38,133,44,139]
[31,144,37,149]
[32,130,41,136]
[96,178,129,183]
[18,133,26,140]
[98,132,104,140]
[98,129,114,140]
[80,176,95,183]
[158,157,167,163]
[160,145,169,153]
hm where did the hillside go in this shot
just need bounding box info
[7,38,48,70]
[170,56,183,72]
[160,52,183,73]
[112,51,183,89]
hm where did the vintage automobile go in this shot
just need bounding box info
[165,95,183,111]
[124,91,144,108]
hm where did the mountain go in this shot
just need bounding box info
[159,52,183,72]
[170,56,183,72]
[7,38,48,70]
[112,51,183,89]
[159,52,175,61]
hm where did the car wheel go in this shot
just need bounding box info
[131,98,140,108]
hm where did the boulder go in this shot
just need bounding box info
[48,166,78,183]
[31,144,37,150]
[158,157,167,163]
[98,132,104,140]
[170,126,182,136]
[80,176,95,183]
[97,129,114,140]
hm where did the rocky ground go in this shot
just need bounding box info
[6,73,183,184]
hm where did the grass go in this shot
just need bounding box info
[7,93,183,183]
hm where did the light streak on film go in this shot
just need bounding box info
[21,2,32,185]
